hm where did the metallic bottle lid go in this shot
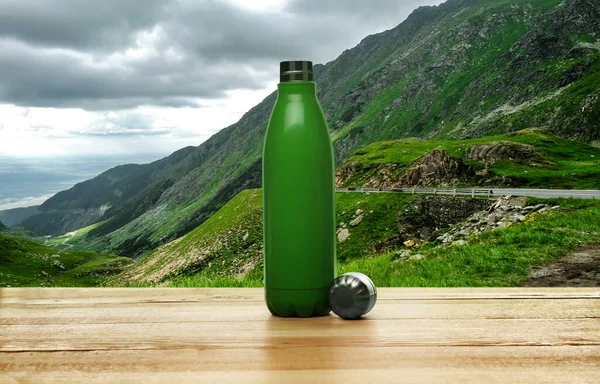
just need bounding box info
[328,272,377,320]
[280,61,313,83]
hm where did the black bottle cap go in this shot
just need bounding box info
[328,272,377,320]
[280,61,313,83]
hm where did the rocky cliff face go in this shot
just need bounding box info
[336,148,506,189]
[348,150,476,188]
[397,150,475,187]
[467,141,553,166]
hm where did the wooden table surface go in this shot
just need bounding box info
[1,288,599,383]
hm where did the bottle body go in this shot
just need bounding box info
[263,81,336,317]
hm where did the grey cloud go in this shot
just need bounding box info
[0,0,443,110]
[65,98,205,111]
[169,0,444,65]
[287,0,439,18]
[166,2,313,62]
[0,0,166,51]
[0,38,270,110]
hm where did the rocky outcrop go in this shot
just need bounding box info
[397,150,475,187]
[338,144,541,190]
[394,195,560,261]
[340,150,477,189]
[467,141,553,166]
[335,161,363,187]
[397,196,493,243]
[363,163,402,188]
[436,196,558,245]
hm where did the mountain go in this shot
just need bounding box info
[19,0,600,257]
[0,205,39,227]
[0,220,8,232]
[18,148,194,236]
[327,0,600,158]
[0,233,133,287]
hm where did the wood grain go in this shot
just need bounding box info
[1,288,599,383]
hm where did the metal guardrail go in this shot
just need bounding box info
[335,188,600,199]
[336,188,495,197]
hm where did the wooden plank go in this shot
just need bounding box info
[1,288,599,383]
[2,287,599,302]
[2,298,598,325]
[2,347,599,382]
[2,318,600,350]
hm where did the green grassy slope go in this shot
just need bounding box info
[109,189,264,286]
[43,221,105,250]
[339,198,600,287]
[0,233,133,287]
[113,193,600,288]
[177,198,600,287]
[110,190,415,286]
[335,193,414,261]
[337,129,600,189]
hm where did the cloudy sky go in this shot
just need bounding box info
[0,0,443,158]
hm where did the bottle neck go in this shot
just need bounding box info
[277,81,317,96]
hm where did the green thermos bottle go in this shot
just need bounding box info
[263,61,336,317]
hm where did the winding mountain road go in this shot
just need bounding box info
[336,188,600,199]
